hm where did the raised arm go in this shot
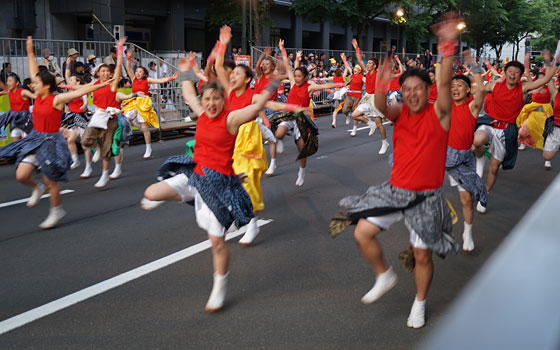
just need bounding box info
[374,53,402,122]
[125,48,135,83]
[53,78,115,109]
[433,13,462,131]
[21,89,37,100]
[111,37,127,92]
[215,25,233,94]
[177,58,204,117]
[464,51,487,118]
[227,78,278,134]
[549,77,558,102]
[294,50,302,69]
[523,49,558,92]
[26,36,39,79]
[256,47,271,77]
[64,57,72,83]
[352,39,366,72]
[340,52,351,73]
[279,39,295,87]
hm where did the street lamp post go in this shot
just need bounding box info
[457,22,466,62]
[395,9,404,58]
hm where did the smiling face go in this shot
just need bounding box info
[262,58,274,75]
[505,66,521,86]
[366,59,376,72]
[135,67,146,80]
[32,75,50,96]
[353,66,361,75]
[401,76,429,114]
[428,71,436,84]
[294,69,307,86]
[7,76,18,91]
[451,79,470,103]
[98,66,111,82]
[201,89,225,118]
[229,66,251,91]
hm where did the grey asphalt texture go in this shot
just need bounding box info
[0,115,558,349]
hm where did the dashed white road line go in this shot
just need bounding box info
[0,219,273,335]
[0,189,75,208]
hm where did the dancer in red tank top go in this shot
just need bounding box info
[124,48,178,159]
[543,76,560,168]
[0,73,35,140]
[270,39,341,186]
[330,14,463,329]
[445,51,489,252]
[141,54,278,312]
[0,37,115,229]
[340,52,364,137]
[80,37,140,187]
[472,48,558,213]
[329,65,349,128]
[349,39,389,153]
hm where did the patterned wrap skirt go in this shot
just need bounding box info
[0,110,33,133]
[0,130,72,182]
[156,155,254,229]
[446,146,488,206]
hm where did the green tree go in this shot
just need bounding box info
[530,0,560,53]
[400,0,454,53]
[291,0,400,49]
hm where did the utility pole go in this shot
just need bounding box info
[242,0,247,54]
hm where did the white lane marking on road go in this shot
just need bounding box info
[315,156,328,160]
[346,120,391,132]
[0,219,273,335]
[0,189,75,208]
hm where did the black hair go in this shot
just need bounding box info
[334,68,343,76]
[427,68,435,75]
[136,66,150,79]
[36,70,57,93]
[2,62,11,70]
[22,78,32,91]
[200,80,225,99]
[529,68,539,77]
[6,73,21,84]
[504,60,525,75]
[108,64,116,73]
[295,66,309,78]
[74,62,84,69]
[110,47,117,54]
[38,65,49,73]
[223,59,236,71]
[119,78,131,88]
[451,74,472,90]
[399,67,431,87]
[235,64,254,88]
[148,61,156,68]
[368,57,379,67]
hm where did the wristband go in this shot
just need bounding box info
[295,56,300,63]
[265,78,280,94]
[281,48,287,57]
[126,56,131,61]
[189,58,196,67]
[117,46,124,56]
[335,82,344,88]
[168,76,176,82]
[178,71,190,83]
[355,47,360,55]
[437,40,458,58]
[216,41,226,56]
[285,103,298,112]
[207,54,216,68]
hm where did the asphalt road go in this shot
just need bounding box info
[0,116,558,349]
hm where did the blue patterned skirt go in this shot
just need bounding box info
[156,155,254,229]
[0,130,72,182]
[0,110,33,133]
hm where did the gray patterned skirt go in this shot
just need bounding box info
[446,146,488,206]
[330,182,458,256]
[0,110,33,133]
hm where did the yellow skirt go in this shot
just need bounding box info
[122,96,159,128]
[232,120,268,212]
[516,102,553,150]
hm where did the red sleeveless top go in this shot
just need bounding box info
[33,95,62,133]
[365,71,377,94]
[286,82,311,107]
[132,78,149,95]
[193,108,237,176]
[68,96,87,113]
[531,85,550,104]
[9,88,30,112]
[347,74,363,98]
[428,84,438,102]
[391,102,448,191]
[390,75,401,91]
[253,74,277,101]
[333,76,344,85]
[449,96,476,150]
[227,88,254,111]
[553,92,560,127]
[92,81,119,109]
[483,80,524,124]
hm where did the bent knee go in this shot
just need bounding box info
[413,250,432,266]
